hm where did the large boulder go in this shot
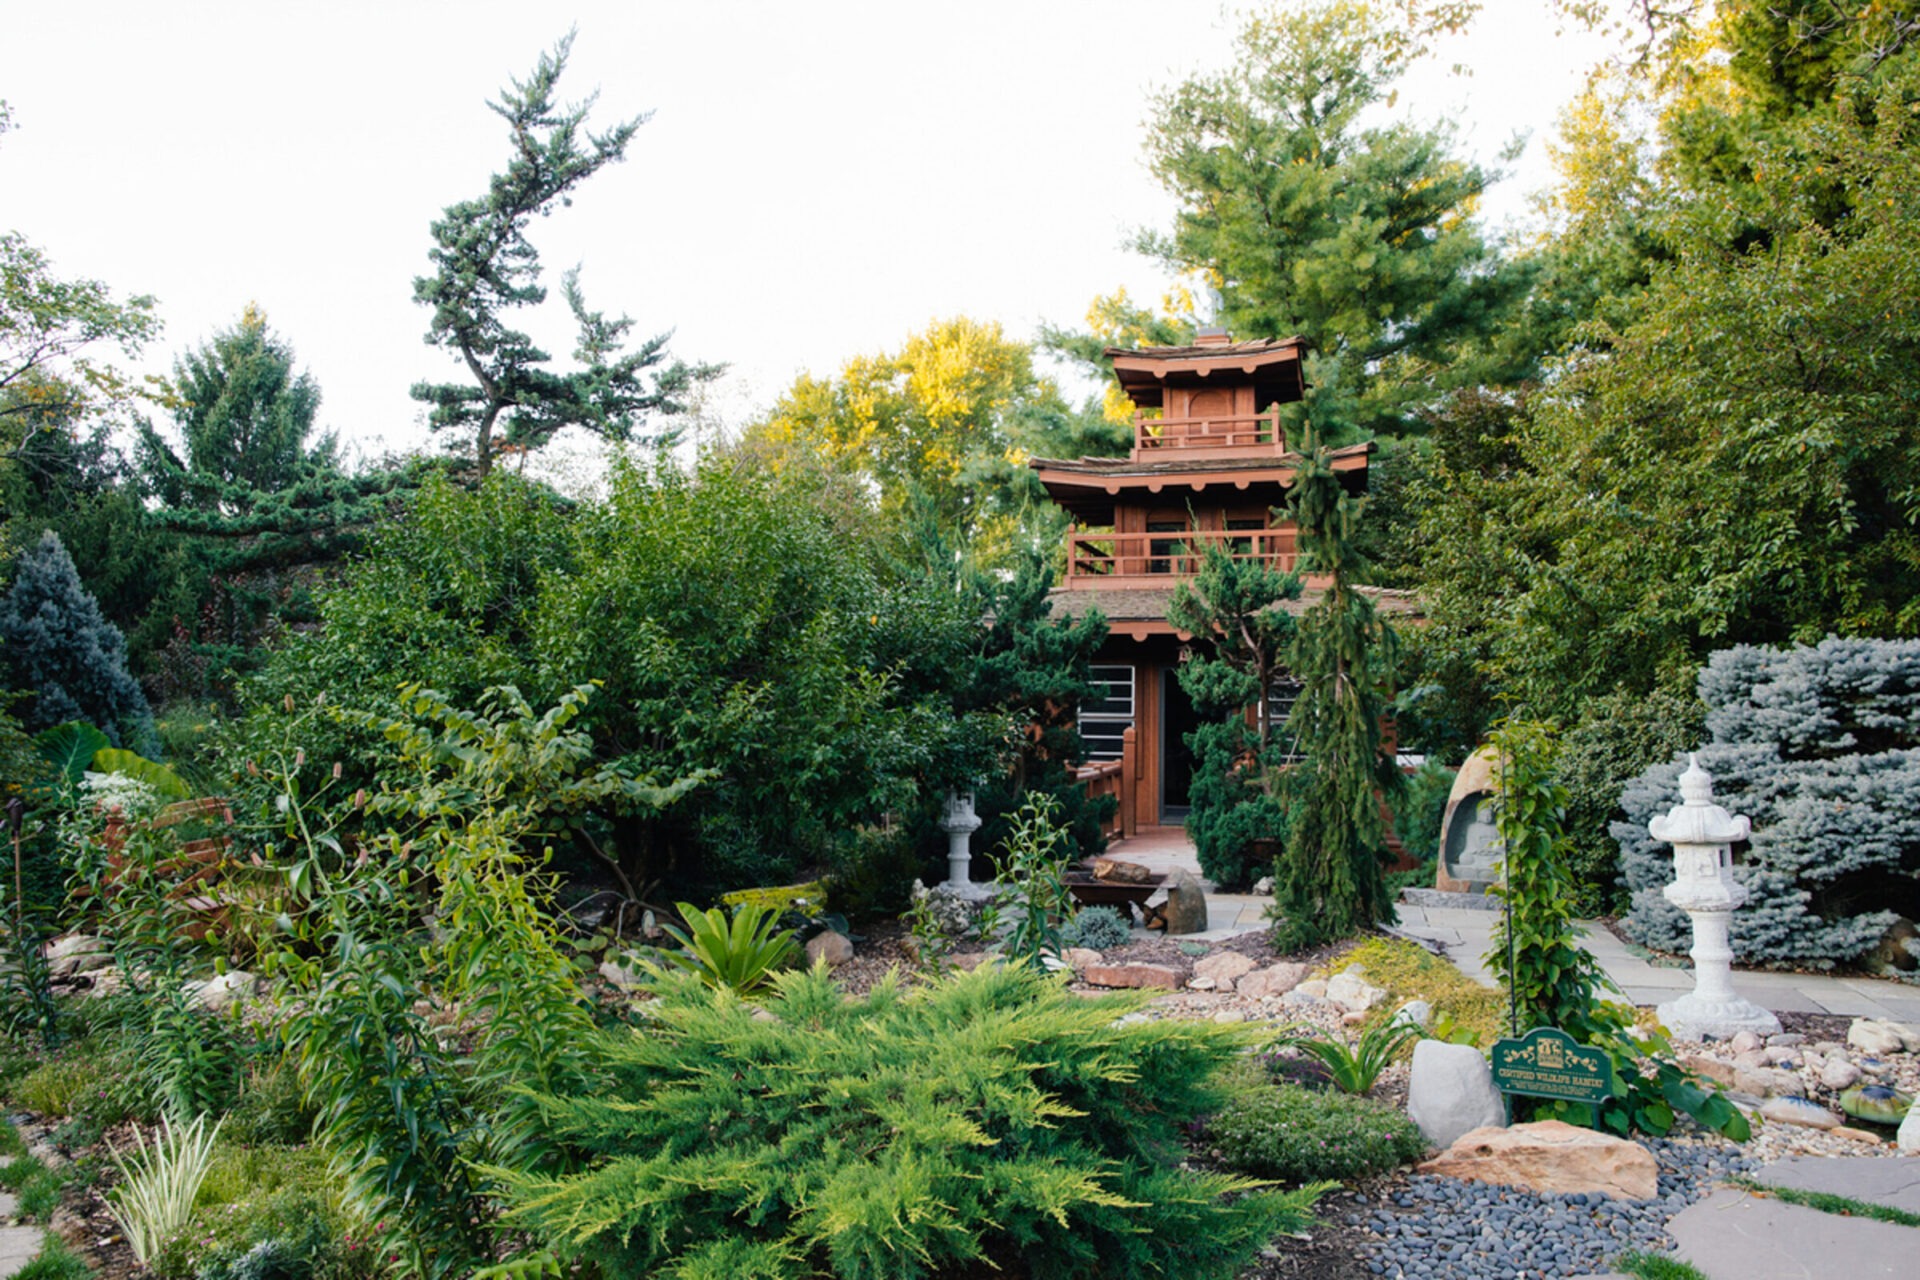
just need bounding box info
[1192,952,1256,990]
[805,930,855,969]
[1162,868,1208,935]
[46,934,112,978]
[1847,1018,1913,1056]
[1407,1040,1505,1149]
[1420,1120,1659,1201]
[1900,1102,1920,1154]
[1237,962,1310,1000]
[1063,947,1104,974]
[1325,967,1389,1014]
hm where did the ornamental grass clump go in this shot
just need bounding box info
[500,960,1325,1280]
[108,1113,224,1265]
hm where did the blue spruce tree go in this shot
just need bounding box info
[0,530,155,751]
[1616,638,1920,968]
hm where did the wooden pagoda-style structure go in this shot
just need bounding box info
[1032,329,1408,835]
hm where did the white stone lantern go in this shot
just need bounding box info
[1648,756,1780,1040]
[940,788,991,901]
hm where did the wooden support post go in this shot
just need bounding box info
[1120,726,1138,839]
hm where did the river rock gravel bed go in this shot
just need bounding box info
[1352,1136,1755,1279]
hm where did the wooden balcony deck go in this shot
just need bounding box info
[1063,527,1298,586]
[1133,408,1285,460]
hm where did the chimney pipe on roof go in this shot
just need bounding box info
[1195,326,1230,346]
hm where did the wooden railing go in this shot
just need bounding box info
[1134,408,1284,458]
[1076,726,1138,840]
[1064,527,1298,585]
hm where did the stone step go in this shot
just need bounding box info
[1667,1186,1912,1278]
[1751,1156,1920,1214]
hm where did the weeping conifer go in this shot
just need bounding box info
[1272,439,1399,948]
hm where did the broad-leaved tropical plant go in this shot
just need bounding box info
[652,900,798,994]
[1277,1021,1421,1096]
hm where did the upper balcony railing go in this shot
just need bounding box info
[1133,407,1285,459]
[1064,527,1298,586]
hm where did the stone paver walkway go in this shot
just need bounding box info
[0,1226,42,1279]
[1666,1184,1912,1277]
[1107,826,1920,1023]
[1393,896,1920,1025]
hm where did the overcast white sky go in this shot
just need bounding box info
[2,1,1613,466]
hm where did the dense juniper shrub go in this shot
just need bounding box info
[503,961,1324,1280]
[1207,1073,1427,1183]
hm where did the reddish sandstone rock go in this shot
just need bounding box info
[1082,963,1180,990]
[1419,1121,1659,1201]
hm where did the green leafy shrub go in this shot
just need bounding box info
[1208,1073,1426,1184]
[1059,905,1131,950]
[651,900,798,995]
[1166,543,1303,891]
[151,1145,374,1280]
[264,686,624,1279]
[222,1057,315,1147]
[1558,687,1704,915]
[502,961,1325,1280]
[1489,722,1749,1143]
[1389,760,1457,864]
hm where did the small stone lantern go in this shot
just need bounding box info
[1648,756,1780,1041]
[940,788,991,901]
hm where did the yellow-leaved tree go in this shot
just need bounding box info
[747,317,1119,568]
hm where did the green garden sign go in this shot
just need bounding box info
[1489,1027,1614,1106]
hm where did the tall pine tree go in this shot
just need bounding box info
[1273,442,1399,947]
[138,304,336,509]
[411,34,718,477]
[1136,0,1529,444]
